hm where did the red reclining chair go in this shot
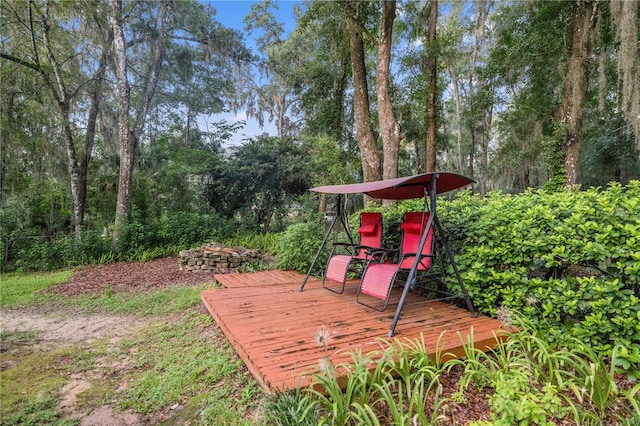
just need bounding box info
[323,212,383,294]
[356,212,434,311]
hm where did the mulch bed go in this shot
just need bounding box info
[48,257,220,297]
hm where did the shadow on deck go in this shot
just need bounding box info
[201,270,507,393]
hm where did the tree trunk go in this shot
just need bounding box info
[611,0,639,149]
[449,65,464,174]
[61,107,84,237]
[78,34,110,231]
[345,0,381,191]
[470,0,489,187]
[557,0,597,188]
[111,0,132,241]
[34,0,83,237]
[377,0,401,181]
[111,0,168,240]
[425,0,438,173]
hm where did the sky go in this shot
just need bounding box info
[201,1,302,146]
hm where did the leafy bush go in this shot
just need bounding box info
[13,212,231,271]
[116,212,226,255]
[276,219,328,274]
[438,181,640,373]
[16,231,112,271]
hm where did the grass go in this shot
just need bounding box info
[0,270,263,425]
[0,270,73,307]
[118,312,244,413]
[0,344,79,424]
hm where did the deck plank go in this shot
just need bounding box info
[201,270,507,392]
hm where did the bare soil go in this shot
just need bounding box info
[1,257,220,425]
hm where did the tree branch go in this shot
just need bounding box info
[0,53,42,72]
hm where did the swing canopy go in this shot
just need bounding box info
[309,172,474,200]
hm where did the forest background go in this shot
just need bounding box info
[1,0,639,271]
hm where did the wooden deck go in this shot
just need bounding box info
[201,270,507,393]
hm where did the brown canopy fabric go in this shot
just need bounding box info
[309,172,474,200]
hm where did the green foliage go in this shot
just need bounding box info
[276,219,328,274]
[205,135,312,233]
[297,319,640,425]
[262,388,321,426]
[15,231,113,271]
[116,212,225,254]
[580,114,640,188]
[438,182,640,374]
[11,212,231,272]
[222,232,280,255]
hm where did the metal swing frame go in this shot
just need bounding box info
[300,172,477,337]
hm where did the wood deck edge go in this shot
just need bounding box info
[200,291,273,392]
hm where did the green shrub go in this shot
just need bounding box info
[438,181,640,373]
[276,219,328,274]
[13,212,232,271]
[15,231,112,272]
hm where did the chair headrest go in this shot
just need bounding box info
[358,223,378,235]
[401,222,423,234]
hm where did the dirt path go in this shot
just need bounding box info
[1,258,226,425]
[1,307,148,425]
[0,309,138,345]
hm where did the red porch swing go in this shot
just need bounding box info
[300,172,477,337]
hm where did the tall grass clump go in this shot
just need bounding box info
[267,317,640,425]
[222,232,280,254]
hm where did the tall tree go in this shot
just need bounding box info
[425,0,438,173]
[377,0,402,180]
[205,135,310,232]
[487,1,571,190]
[109,0,251,240]
[467,0,492,193]
[1,0,110,236]
[243,0,297,137]
[110,0,168,240]
[610,0,639,150]
[344,0,381,187]
[556,0,598,187]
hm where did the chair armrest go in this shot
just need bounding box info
[333,242,355,248]
[366,247,399,263]
[402,252,435,259]
[365,247,397,255]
